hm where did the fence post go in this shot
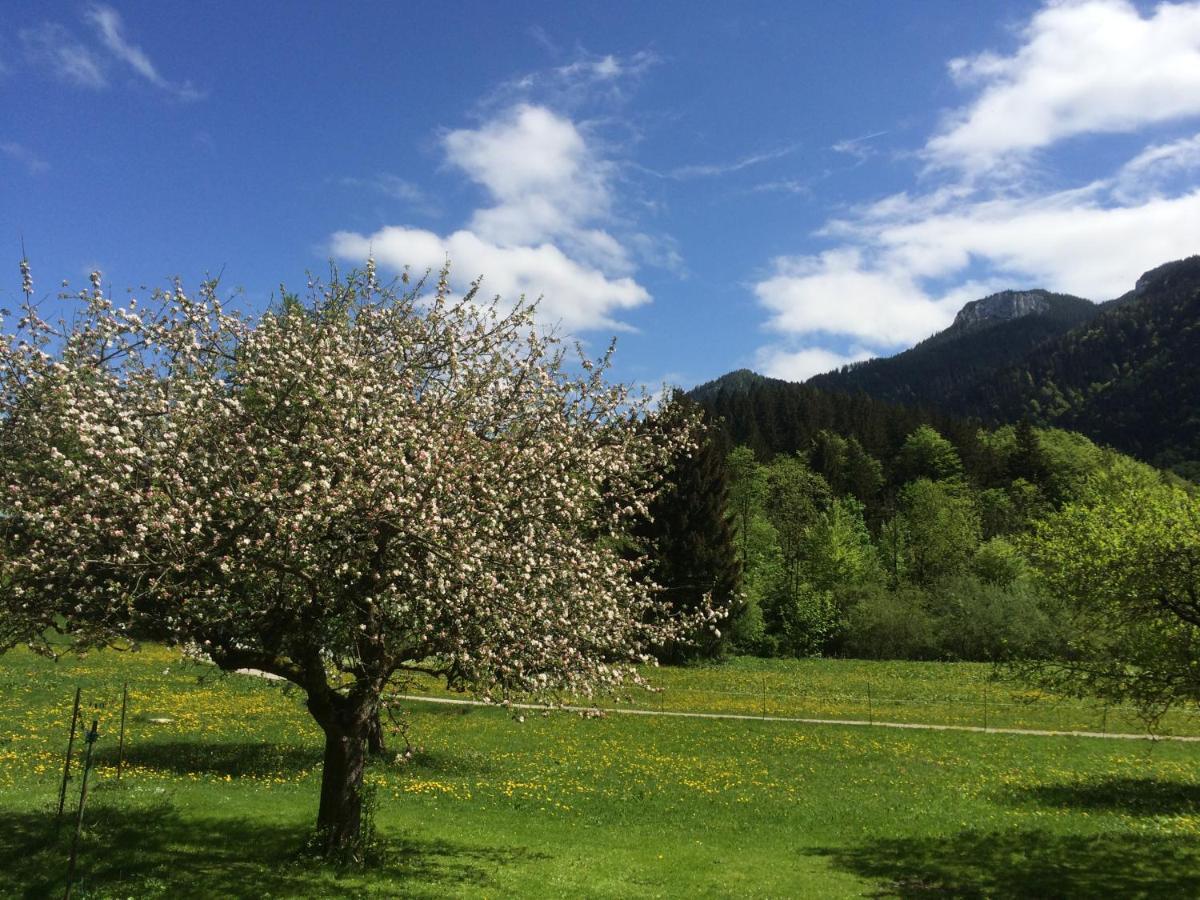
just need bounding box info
[56,688,82,821]
[64,719,99,900]
[116,683,128,781]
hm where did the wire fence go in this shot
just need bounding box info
[401,678,1200,738]
[614,684,1200,737]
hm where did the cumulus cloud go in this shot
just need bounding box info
[755,249,960,346]
[754,345,876,382]
[444,104,621,271]
[929,0,1200,173]
[330,226,648,332]
[332,104,652,332]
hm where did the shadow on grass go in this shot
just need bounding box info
[92,740,322,778]
[814,828,1200,898]
[1014,777,1200,816]
[1,800,543,899]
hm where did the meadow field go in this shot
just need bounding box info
[2,646,1199,898]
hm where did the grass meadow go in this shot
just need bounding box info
[2,646,1199,898]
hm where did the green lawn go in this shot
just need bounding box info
[2,646,1199,898]
[399,655,1200,737]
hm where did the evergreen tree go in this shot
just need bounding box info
[638,392,743,662]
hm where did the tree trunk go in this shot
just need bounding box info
[315,716,369,856]
[367,710,387,756]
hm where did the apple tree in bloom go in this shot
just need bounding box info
[0,262,707,854]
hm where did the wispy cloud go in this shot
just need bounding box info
[747,178,814,196]
[20,22,107,89]
[831,130,888,162]
[668,144,800,180]
[339,173,438,215]
[0,142,50,174]
[482,49,660,113]
[85,4,203,100]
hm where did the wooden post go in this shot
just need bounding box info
[116,682,128,781]
[56,688,82,821]
[64,719,99,900]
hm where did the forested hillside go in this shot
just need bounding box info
[970,257,1200,478]
[807,290,1097,411]
[689,369,975,463]
[740,256,1200,478]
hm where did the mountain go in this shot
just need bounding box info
[687,369,976,465]
[705,256,1200,479]
[807,289,1098,410]
[972,256,1200,478]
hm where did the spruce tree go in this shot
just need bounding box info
[638,392,743,662]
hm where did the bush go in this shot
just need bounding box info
[842,584,938,660]
[925,575,1062,662]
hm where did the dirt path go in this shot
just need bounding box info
[392,693,1200,743]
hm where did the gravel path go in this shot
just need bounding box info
[392,693,1200,743]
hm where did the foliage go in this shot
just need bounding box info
[806,256,1200,480]
[971,537,1027,588]
[0,264,707,852]
[842,583,938,660]
[1020,463,1200,725]
[898,479,981,586]
[894,425,965,484]
[634,392,742,662]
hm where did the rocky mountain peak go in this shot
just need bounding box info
[952,290,1054,328]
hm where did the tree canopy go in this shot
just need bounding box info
[0,264,707,854]
[1021,463,1200,725]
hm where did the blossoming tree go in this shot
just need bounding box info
[0,262,705,854]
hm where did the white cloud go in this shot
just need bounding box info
[20,22,107,88]
[929,0,1200,173]
[444,104,616,264]
[753,180,1200,360]
[85,4,202,100]
[332,104,653,332]
[0,142,50,174]
[754,345,876,382]
[752,1,1200,377]
[864,185,1200,300]
[330,226,648,332]
[755,248,961,347]
[1112,131,1200,201]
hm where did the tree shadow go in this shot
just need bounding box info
[1013,777,1200,816]
[93,740,321,778]
[1,801,545,899]
[813,828,1200,898]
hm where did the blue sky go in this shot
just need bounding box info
[4,1,1200,389]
